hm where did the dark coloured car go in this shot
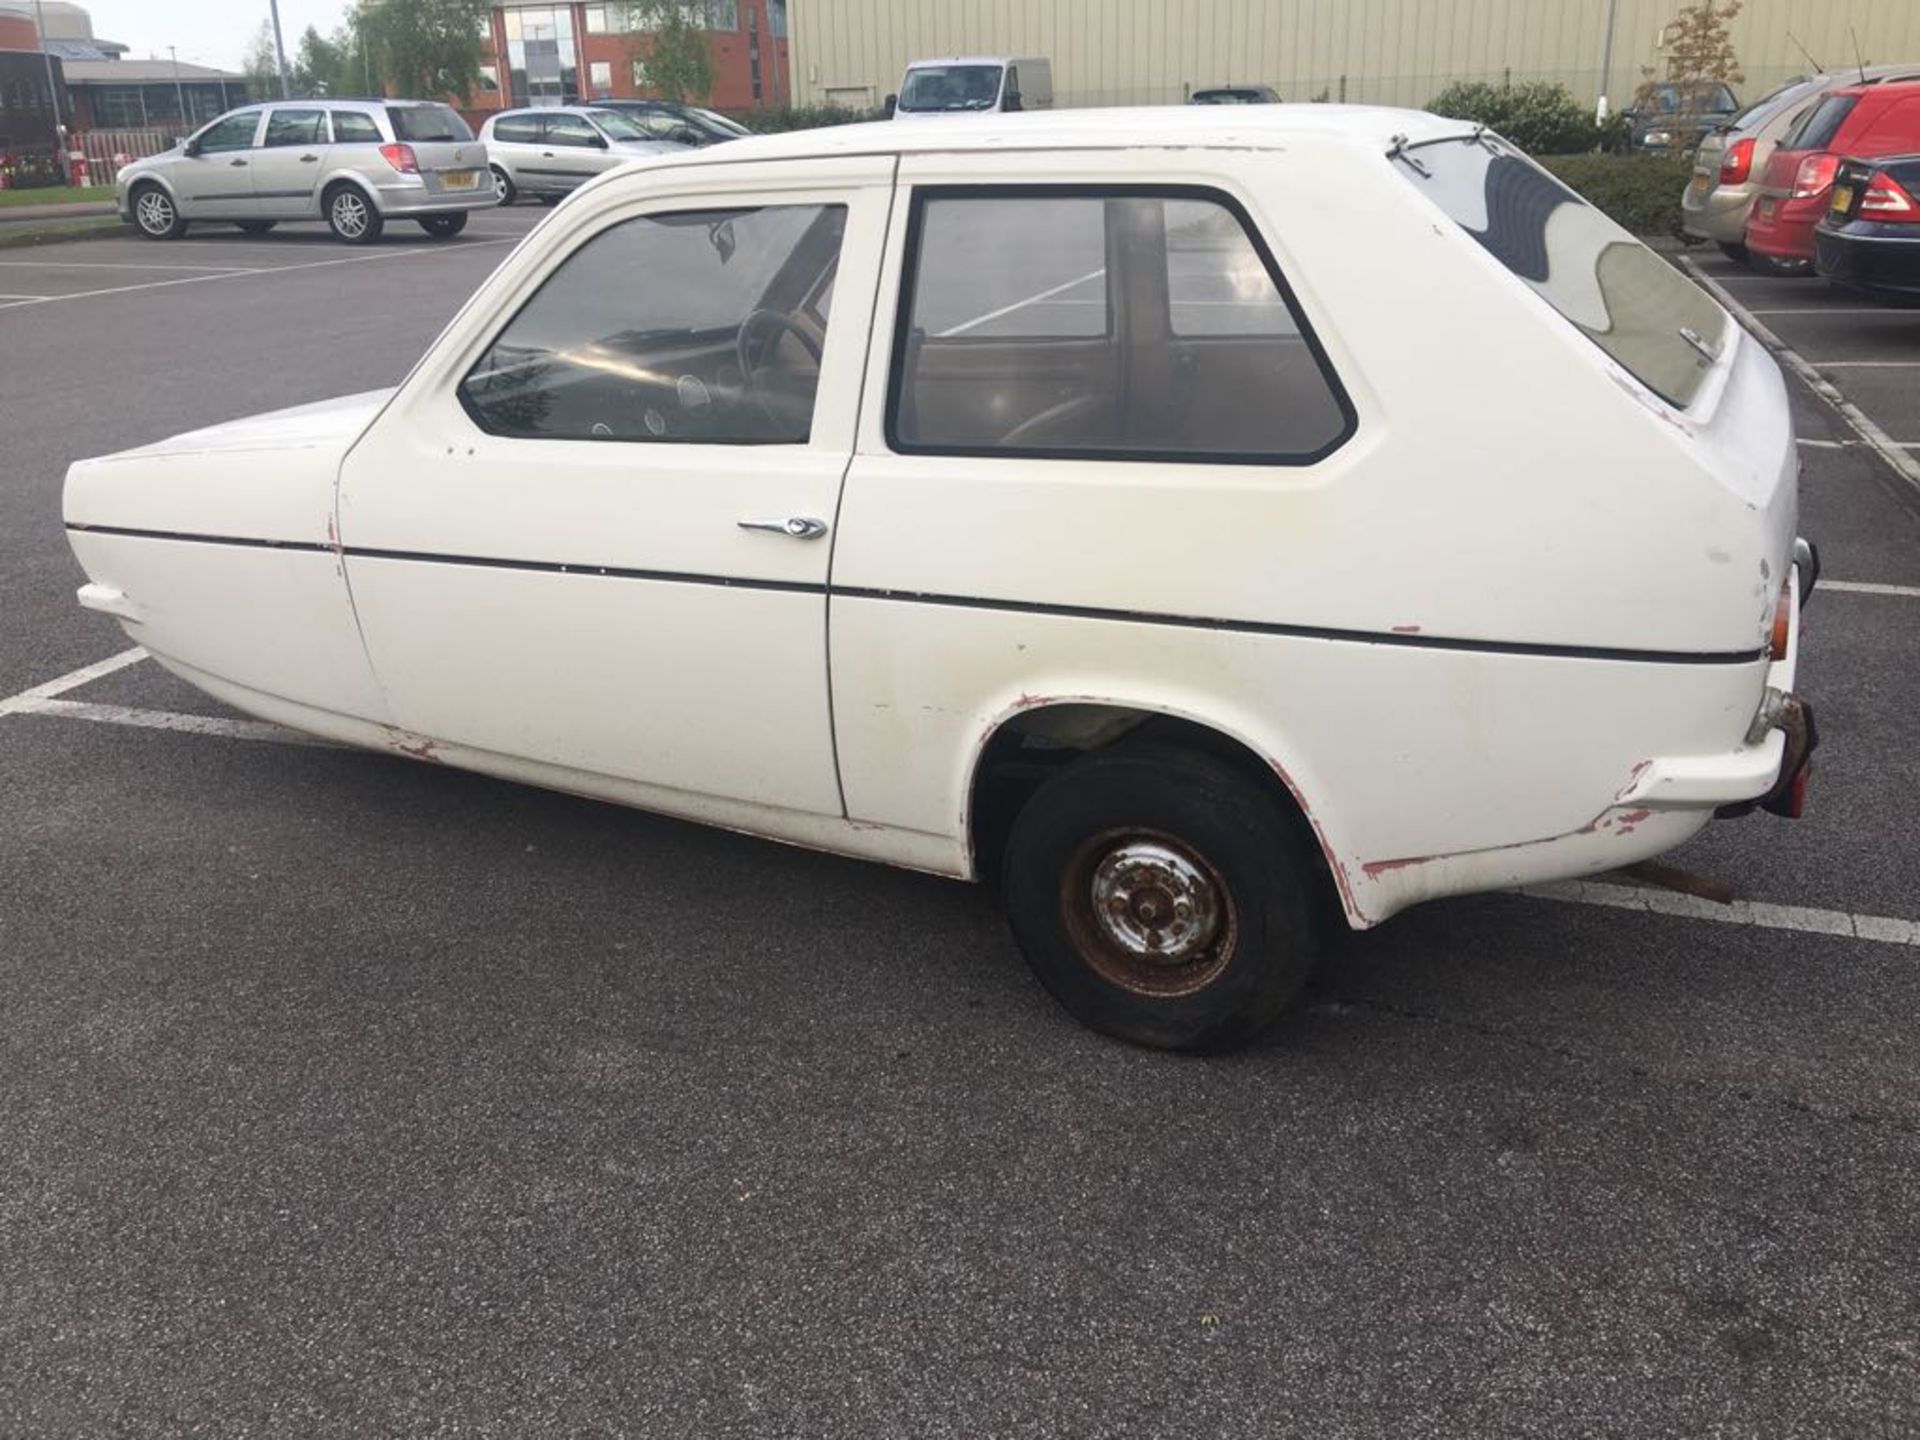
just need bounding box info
[1628,81,1739,153]
[593,99,751,146]
[1815,153,1920,302]
[1191,85,1280,105]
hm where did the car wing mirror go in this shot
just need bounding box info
[883,93,898,117]
[183,139,202,158]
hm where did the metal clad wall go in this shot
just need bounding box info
[789,0,1920,111]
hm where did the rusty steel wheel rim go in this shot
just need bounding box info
[1061,829,1238,998]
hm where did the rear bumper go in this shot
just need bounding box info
[371,180,496,217]
[1814,225,1920,300]
[1681,180,1755,243]
[1745,193,1825,260]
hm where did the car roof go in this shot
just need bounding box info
[661,104,1466,167]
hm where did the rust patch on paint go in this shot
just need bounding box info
[1360,854,1434,878]
[396,738,442,764]
[1390,624,1422,634]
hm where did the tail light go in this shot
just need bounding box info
[1791,152,1840,199]
[1769,581,1793,662]
[378,142,419,174]
[1859,169,1920,220]
[1719,136,1756,185]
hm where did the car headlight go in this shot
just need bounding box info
[1642,130,1675,147]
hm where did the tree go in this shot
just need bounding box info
[354,0,494,103]
[1638,1,1745,110]
[624,2,717,104]
[1426,80,1601,155]
[296,25,362,98]
[242,21,284,102]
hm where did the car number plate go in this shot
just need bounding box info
[1758,197,1776,220]
[1689,174,1712,196]
[1830,184,1854,216]
[440,169,479,191]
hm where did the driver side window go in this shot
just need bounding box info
[195,111,262,154]
[459,204,847,445]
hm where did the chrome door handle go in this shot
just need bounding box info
[738,516,828,540]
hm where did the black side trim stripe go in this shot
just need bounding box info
[64,523,1767,666]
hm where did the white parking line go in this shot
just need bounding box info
[0,646,147,716]
[0,259,262,272]
[1683,257,1920,499]
[1522,880,1919,946]
[0,240,513,311]
[1821,580,1920,597]
[938,267,1106,338]
[24,698,329,746]
[1809,360,1920,369]
[1744,307,1914,317]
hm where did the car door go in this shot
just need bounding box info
[539,111,610,189]
[336,154,894,821]
[173,110,265,219]
[250,106,331,217]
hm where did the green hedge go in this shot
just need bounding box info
[725,104,885,133]
[1540,153,1692,237]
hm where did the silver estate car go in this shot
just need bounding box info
[1684,64,1920,260]
[480,106,681,205]
[117,99,493,245]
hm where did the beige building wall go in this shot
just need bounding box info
[790,0,1920,113]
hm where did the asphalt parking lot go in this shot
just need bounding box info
[3,204,1919,1437]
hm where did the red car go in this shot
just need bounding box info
[1746,80,1920,272]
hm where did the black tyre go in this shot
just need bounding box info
[1717,240,1750,264]
[324,184,383,245]
[130,182,188,240]
[490,165,516,205]
[1002,743,1321,1053]
[417,212,468,238]
[234,219,277,235]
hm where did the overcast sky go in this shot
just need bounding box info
[81,1,354,72]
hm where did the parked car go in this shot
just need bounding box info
[480,106,681,204]
[116,99,493,244]
[593,98,752,146]
[1815,153,1920,302]
[1191,85,1280,104]
[1626,80,1740,153]
[1685,65,1920,262]
[887,56,1052,117]
[1746,80,1920,272]
[63,108,1814,1052]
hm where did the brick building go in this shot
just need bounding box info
[479,1,790,114]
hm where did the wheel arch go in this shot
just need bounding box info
[322,173,380,210]
[962,693,1364,929]
[126,172,181,205]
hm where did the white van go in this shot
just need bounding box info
[889,56,1052,117]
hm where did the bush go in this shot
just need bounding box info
[726,104,887,133]
[1426,80,1601,155]
[1540,153,1693,236]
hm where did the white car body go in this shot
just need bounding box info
[892,56,1053,116]
[65,108,1810,1044]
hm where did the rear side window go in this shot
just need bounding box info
[889,188,1352,463]
[388,104,473,143]
[1396,135,1728,409]
[1785,93,1859,149]
[493,113,539,143]
[264,109,326,147]
[331,110,382,143]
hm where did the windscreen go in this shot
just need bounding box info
[387,104,474,143]
[689,106,751,136]
[898,64,1004,113]
[587,109,649,140]
[1396,134,1729,408]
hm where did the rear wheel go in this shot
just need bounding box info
[1717,240,1750,264]
[490,165,516,205]
[324,184,382,245]
[417,213,468,238]
[1002,744,1321,1053]
[130,183,187,240]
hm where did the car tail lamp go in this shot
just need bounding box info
[1859,169,1920,220]
[1770,582,1793,662]
[378,142,420,174]
[1791,152,1841,199]
[1719,136,1756,185]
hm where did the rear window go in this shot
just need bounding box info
[387,104,473,143]
[1784,93,1858,150]
[1395,134,1728,409]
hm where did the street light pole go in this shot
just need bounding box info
[169,45,186,126]
[1596,0,1621,122]
[30,0,68,181]
[267,0,292,98]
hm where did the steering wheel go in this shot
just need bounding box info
[736,308,824,430]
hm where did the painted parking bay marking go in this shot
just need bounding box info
[7,649,1920,950]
